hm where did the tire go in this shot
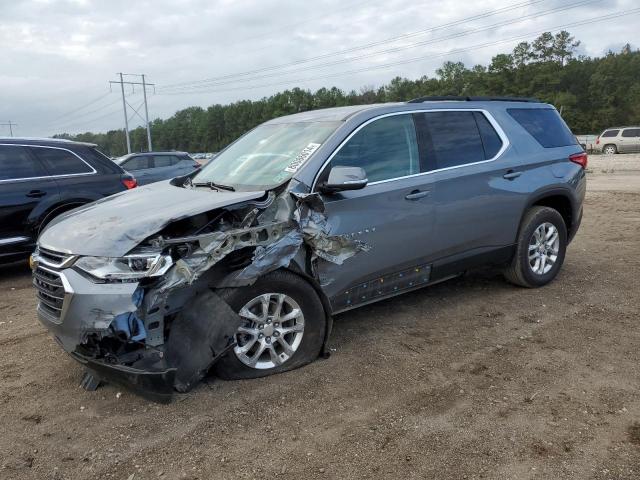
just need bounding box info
[503,206,567,288]
[603,144,617,155]
[214,270,326,380]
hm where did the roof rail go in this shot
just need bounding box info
[407,95,540,103]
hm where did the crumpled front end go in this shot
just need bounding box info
[33,186,368,401]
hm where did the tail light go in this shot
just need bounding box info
[122,176,138,189]
[595,136,600,145]
[569,152,588,169]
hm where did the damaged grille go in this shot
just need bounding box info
[33,266,65,319]
[38,247,75,268]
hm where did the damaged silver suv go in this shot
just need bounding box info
[33,97,586,401]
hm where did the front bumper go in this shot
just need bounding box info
[71,352,177,403]
[34,262,180,401]
[35,265,139,352]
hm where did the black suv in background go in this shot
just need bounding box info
[0,138,136,263]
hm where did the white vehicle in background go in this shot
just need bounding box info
[594,127,640,154]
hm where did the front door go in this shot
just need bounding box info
[314,113,437,312]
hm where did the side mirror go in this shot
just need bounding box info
[319,166,368,193]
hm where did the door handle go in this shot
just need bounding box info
[503,170,522,180]
[26,190,47,198]
[405,190,430,200]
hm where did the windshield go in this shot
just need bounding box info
[192,121,341,190]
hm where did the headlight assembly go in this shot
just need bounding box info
[74,253,173,281]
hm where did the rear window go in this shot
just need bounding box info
[31,147,94,175]
[601,129,619,138]
[507,108,577,148]
[621,128,640,137]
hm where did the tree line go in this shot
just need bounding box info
[56,32,640,157]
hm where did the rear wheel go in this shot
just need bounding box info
[603,144,617,155]
[214,270,326,380]
[504,206,567,288]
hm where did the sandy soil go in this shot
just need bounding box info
[1,170,639,480]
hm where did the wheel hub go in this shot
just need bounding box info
[233,293,305,370]
[528,221,560,275]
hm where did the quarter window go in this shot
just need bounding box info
[32,147,93,175]
[507,108,577,148]
[601,129,619,138]
[473,112,503,159]
[0,145,48,180]
[329,114,419,183]
[621,128,640,137]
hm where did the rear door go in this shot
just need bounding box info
[620,128,640,153]
[175,154,200,175]
[315,113,437,311]
[122,155,153,184]
[0,144,59,255]
[152,154,183,182]
[29,145,98,194]
[417,110,519,271]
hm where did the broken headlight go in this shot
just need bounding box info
[74,254,173,281]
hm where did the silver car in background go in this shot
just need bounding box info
[595,126,640,154]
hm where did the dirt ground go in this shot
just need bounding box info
[1,165,639,480]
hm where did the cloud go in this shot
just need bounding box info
[0,0,637,137]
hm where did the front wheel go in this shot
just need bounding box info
[503,206,567,288]
[214,270,326,380]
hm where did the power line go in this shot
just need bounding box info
[222,0,375,47]
[49,92,112,123]
[158,0,551,92]
[55,93,140,132]
[159,0,600,93]
[55,96,122,127]
[158,7,640,97]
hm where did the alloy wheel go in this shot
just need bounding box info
[233,293,305,369]
[528,222,560,275]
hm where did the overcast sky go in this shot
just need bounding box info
[1,0,637,137]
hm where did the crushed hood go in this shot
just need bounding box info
[38,181,265,257]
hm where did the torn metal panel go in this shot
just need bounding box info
[165,291,242,392]
[148,189,370,294]
[291,192,370,265]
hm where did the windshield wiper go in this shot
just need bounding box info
[192,180,235,191]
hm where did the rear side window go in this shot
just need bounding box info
[123,155,151,171]
[32,147,94,175]
[330,114,419,183]
[153,155,182,167]
[621,128,640,137]
[507,108,576,148]
[601,129,619,138]
[0,145,48,180]
[420,111,485,169]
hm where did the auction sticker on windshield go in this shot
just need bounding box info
[284,143,321,173]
